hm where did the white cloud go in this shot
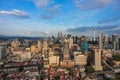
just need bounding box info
[44,30,49,35]
[74,0,112,10]
[32,0,50,8]
[48,4,61,14]
[0,9,30,19]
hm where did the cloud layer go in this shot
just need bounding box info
[67,25,120,36]
[40,4,61,20]
[74,0,112,10]
[0,9,30,19]
[32,0,50,8]
[98,16,120,24]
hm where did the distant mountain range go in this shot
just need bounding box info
[0,35,44,40]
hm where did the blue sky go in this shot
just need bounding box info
[0,0,120,37]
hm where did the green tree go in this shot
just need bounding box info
[112,54,120,61]
[54,75,60,80]
[19,66,24,72]
[85,66,95,74]
[38,65,43,71]
[67,67,74,76]
[79,72,82,79]
[106,78,115,80]
[106,58,114,67]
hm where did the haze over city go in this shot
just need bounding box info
[0,0,120,37]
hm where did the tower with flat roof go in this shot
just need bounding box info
[99,32,103,50]
[93,49,103,71]
[104,35,109,48]
[63,39,70,60]
[112,34,118,50]
[58,32,62,39]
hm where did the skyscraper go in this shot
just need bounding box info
[11,38,20,50]
[68,37,73,49]
[42,39,48,57]
[112,34,118,50]
[43,39,48,50]
[63,39,70,60]
[93,28,96,42]
[37,40,42,51]
[60,39,74,67]
[93,49,103,71]
[104,35,109,48]
[80,36,88,55]
[99,32,103,50]
[119,38,120,49]
[58,32,62,39]
[73,36,78,44]
[0,46,7,59]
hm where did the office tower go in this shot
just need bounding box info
[112,34,118,50]
[11,38,20,50]
[60,39,74,67]
[80,36,88,55]
[68,37,73,49]
[37,40,42,51]
[119,38,120,49]
[42,39,48,56]
[94,49,103,71]
[63,39,70,60]
[30,45,36,53]
[0,46,7,59]
[43,39,48,50]
[0,46,3,59]
[104,35,109,48]
[73,36,78,44]
[37,40,41,48]
[67,34,71,38]
[93,28,96,41]
[58,32,62,39]
[99,32,103,50]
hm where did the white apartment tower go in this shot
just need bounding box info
[94,49,103,71]
[99,32,103,50]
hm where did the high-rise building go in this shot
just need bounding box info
[0,46,7,59]
[42,39,48,57]
[63,39,70,60]
[93,28,96,41]
[112,34,118,50]
[30,45,36,53]
[43,39,48,50]
[58,32,62,39]
[60,39,74,67]
[0,46,3,59]
[73,36,78,44]
[99,32,103,50]
[119,38,120,49]
[80,36,88,55]
[104,35,109,48]
[37,40,42,51]
[68,37,73,49]
[37,40,41,48]
[93,49,103,71]
[11,38,20,50]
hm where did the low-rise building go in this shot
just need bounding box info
[74,52,87,66]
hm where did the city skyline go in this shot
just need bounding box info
[0,0,120,37]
